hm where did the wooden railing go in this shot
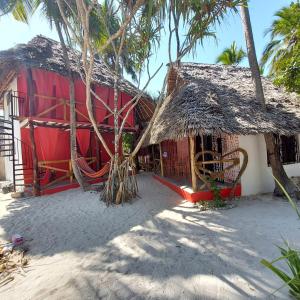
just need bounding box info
[38,156,96,189]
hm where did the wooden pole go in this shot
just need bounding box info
[95,133,101,169]
[201,133,205,177]
[69,160,73,183]
[26,68,40,196]
[189,136,197,192]
[29,121,40,196]
[91,85,101,169]
[159,142,164,177]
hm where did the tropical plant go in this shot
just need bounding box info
[260,2,300,94]
[261,243,300,299]
[122,133,134,154]
[273,176,300,218]
[0,0,34,22]
[261,179,300,299]
[240,2,299,198]
[216,41,246,65]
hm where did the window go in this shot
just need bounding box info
[280,135,299,164]
[268,135,300,165]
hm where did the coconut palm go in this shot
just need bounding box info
[260,2,300,93]
[216,41,246,65]
[0,0,34,22]
[240,2,298,197]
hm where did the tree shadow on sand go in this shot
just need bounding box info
[0,174,297,299]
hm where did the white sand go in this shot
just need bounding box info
[0,173,299,300]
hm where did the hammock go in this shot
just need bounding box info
[75,157,110,179]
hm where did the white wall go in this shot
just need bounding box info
[238,134,300,196]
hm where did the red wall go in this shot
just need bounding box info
[17,68,131,187]
[17,68,135,127]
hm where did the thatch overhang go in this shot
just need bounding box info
[147,63,300,145]
[0,35,154,123]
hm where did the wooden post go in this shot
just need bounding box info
[91,84,101,169]
[63,99,67,120]
[69,160,73,183]
[95,133,101,169]
[26,68,40,196]
[189,136,197,192]
[201,133,205,176]
[29,121,40,196]
[159,142,164,177]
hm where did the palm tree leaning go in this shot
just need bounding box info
[240,2,299,198]
[216,41,246,65]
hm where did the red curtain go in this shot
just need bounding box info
[17,68,135,128]
[76,129,90,157]
[120,92,134,128]
[94,85,110,124]
[21,127,71,186]
[74,79,88,122]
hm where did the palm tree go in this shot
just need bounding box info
[240,2,298,197]
[0,0,34,22]
[216,41,246,65]
[260,2,300,93]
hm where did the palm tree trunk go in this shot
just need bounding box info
[54,20,88,190]
[240,4,298,197]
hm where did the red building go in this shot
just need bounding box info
[0,36,153,195]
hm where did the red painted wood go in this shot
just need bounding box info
[153,175,241,203]
[39,178,105,196]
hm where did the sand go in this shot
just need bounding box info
[0,173,299,300]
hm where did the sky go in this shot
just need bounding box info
[0,0,292,95]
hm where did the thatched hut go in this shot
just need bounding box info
[142,63,300,201]
[0,36,154,195]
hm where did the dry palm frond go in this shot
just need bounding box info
[0,244,29,287]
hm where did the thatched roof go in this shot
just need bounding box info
[0,35,154,122]
[147,63,300,144]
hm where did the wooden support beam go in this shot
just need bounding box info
[26,69,40,196]
[29,121,40,196]
[159,142,164,177]
[189,136,197,192]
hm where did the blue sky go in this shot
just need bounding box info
[0,0,291,95]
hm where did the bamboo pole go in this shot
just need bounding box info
[159,142,164,177]
[189,136,197,192]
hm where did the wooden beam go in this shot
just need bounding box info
[29,121,40,196]
[189,136,197,192]
[159,142,164,177]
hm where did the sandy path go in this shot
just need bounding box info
[0,173,299,300]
